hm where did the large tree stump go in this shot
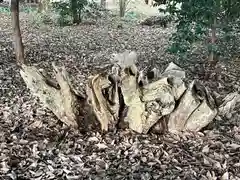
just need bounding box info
[20,51,227,135]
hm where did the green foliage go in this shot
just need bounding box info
[0,6,10,14]
[52,0,88,26]
[82,0,106,19]
[28,0,91,26]
[124,11,141,21]
[52,1,72,25]
[0,5,36,15]
[20,5,36,13]
[217,18,240,59]
[155,0,240,61]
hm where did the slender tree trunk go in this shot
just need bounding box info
[71,0,81,24]
[38,0,50,12]
[119,0,126,17]
[100,0,106,8]
[10,0,25,65]
[38,0,43,12]
[208,18,216,63]
[209,0,221,65]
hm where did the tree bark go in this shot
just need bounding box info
[100,0,106,8]
[208,17,216,63]
[71,0,81,24]
[119,0,126,17]
[38,0,51,12]
[10,0,25,65]
[38,0,43,13]
[209,0,220,65]
[168,80,217,133]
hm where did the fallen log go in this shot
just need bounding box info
[20,51,227,134]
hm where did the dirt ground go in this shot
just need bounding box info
[0,11,240,180]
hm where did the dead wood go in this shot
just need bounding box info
[111,51,183,134]
[160,62,186,100]
[218,92,240,116]
[20,64,81,128]
[150,62,187,134]
[168,80,217,133]
[19,50,223,134]
[86,73,120,132]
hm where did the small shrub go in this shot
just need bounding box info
[0,6,10,14]
[124,11,141,21]
[51,0,87,26]
[51,0,72,25]
[20,4,36,13]
[82,0,105,19]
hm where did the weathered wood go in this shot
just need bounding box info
[86,73,120,132]
[168,80,217,133]
[184,97,217,132]
[168,81,203,132]
[20,64,79,128]
[19,50,220,134]
[150,62,187,134]
[111,51,176,134]
[219,92,240,116]
[87,51,219,134]
[160,62,186,100]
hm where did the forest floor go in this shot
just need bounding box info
[0,12,240,180]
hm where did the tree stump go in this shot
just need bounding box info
[20,51,230,135]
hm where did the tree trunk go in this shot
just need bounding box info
[208,17,216,64]
[209,0,220,65]
[71,0,81,24]
[100,0,106,8]
[119,0,126,17]
[38,0,50,12]
[38,0,43,13]
[10,0,25,65]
